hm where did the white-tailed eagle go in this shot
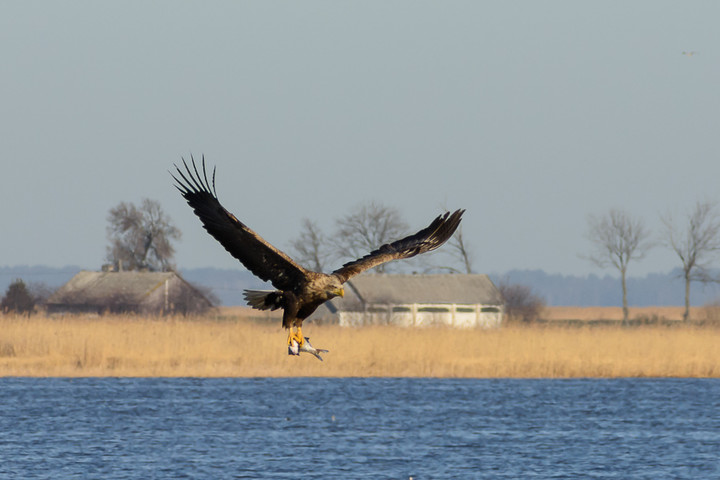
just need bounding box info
[172,156,464,359]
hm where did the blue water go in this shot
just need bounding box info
[1,378,718,479]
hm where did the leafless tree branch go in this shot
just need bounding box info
[585,209,653,325]
[332,202,409,273]
[661,200,720,322]
[289,218,333,272]
[106,199,181,271]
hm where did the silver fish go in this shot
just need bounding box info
[288,337,328,361]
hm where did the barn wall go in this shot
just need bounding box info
[336,303,503,328]
[478,307,503,328]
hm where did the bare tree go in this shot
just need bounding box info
[427,203,474,274]
[586,209,653,325]
[447,224,474,274]
[290,203,465,274]
[662,201,720,322]
[332,202,409,273]
[497,281,546,323]
[422,224,474,274]
[106,199,181,271]
[28,282,54,308]
[289,218,332,272]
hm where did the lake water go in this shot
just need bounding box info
[1,378,718,479]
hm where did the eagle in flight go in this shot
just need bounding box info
[172,157,464,358]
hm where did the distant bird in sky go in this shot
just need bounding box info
[682,51,698,57]
[172,156,464,360]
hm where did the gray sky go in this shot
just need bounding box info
[2,1,719,277]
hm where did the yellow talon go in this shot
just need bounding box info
[287,327,305,347]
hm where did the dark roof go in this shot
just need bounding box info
[337,273,502,306]
[47,270,185,305]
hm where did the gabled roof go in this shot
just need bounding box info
[338,273,502,306]
[47,270,182,305]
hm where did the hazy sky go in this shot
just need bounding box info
[3,1,719,277]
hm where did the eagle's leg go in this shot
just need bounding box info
[296,325,304,346]
[286,326,305,346]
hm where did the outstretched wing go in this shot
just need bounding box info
[332,209,465,282]
[172,156,309,291]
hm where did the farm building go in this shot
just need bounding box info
[309,273,504,328]
[46,270,213,315]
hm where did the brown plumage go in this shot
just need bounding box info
[172,156,464,355]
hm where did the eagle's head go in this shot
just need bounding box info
[327,277,345,299]
[313,275,345,303]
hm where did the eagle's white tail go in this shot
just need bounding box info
[243,290,283,311]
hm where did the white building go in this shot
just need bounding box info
[309,273,503,328]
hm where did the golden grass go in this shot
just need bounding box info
[543,306,704,323]
[1,307,719,378]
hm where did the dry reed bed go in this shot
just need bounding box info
[1,313,719,378]
[542,306,706,323]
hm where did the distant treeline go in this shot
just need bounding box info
[492,269,720,307]
[3,266,720,307]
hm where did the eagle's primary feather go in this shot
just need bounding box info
[172,157,309,292]
[172,156,464,354]
[331,209,465,282]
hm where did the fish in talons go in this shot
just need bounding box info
[288,336,328,361]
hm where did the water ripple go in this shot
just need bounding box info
[1,378,719,479]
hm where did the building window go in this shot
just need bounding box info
[418,306,450,313]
